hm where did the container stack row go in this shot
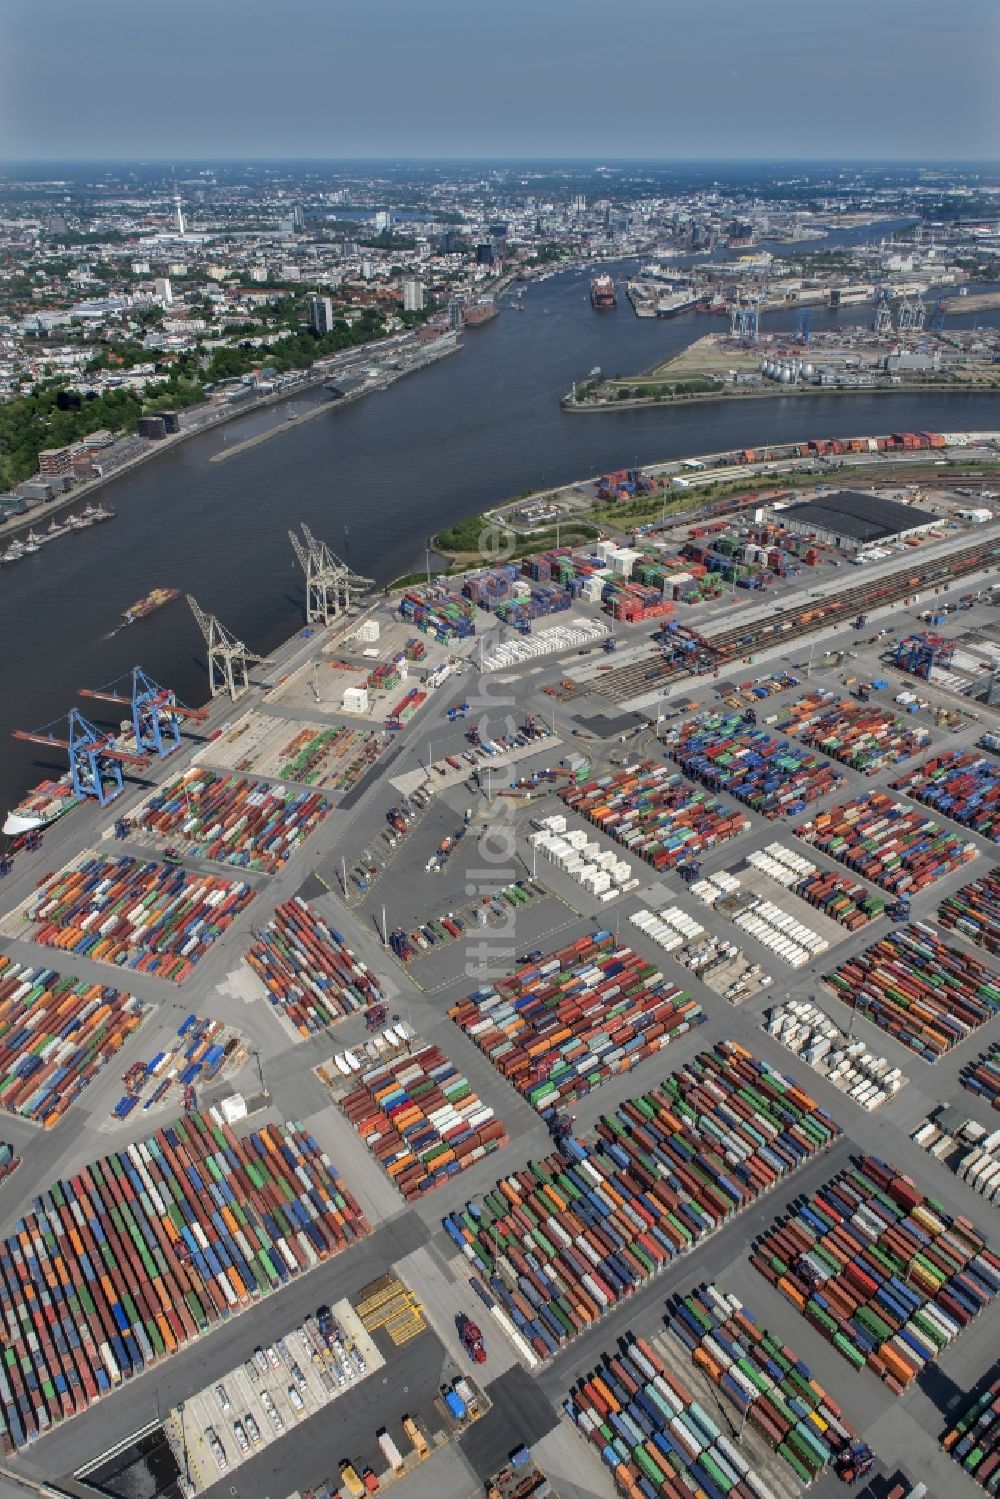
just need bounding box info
[942,1376,1000,1489]
[752,1154,1000,1394]
[745,842,885,929]
[666,1283,856,1485]
[27,856,256,983]
[764,1001,906,1110]
[824,923,1000,1061]
[664,714,842,819]
[782,693,930,772]
[564,1330,778,1499]
[339,1042,507,1198]
[0,1144,20,1186]
[0,955,145,1126]
[560,763,750,872]
[448,931,705,1114]
[962,1043,1000,1111]
[796,792,978,894]
[629,909,771,1007]
[443,1041,840,1360]
[245,897,384,1037]
[399,587,475,642]
[0,1114,368,1451]
[892,752,1000,843]
[135,769,330,872]
[938,868,1000,955]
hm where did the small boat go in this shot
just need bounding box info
[21,537,41,554]
[67,513,93,531]
[26,529,48,547]
[88,503,114,522]
[2,542,25,563]
[46,519,69,540]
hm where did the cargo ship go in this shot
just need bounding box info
[3,777,78,838]
[122,587,181,625]
[656,290,701,318]
[590,274,616,310]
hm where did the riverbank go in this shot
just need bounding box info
[209,331,462,466]
[562,379,996,413]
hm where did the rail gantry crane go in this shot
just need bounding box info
[79,666,207,759]
[288,523,374,624]
[12,710,149,806]
[186,596,262,701]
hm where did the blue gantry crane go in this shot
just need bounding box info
[13,710,149,806]
[79,666,207,758]
[793,307,814,342]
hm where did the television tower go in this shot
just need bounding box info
[172,170,185,237]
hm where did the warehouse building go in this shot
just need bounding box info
[776,489,939,551]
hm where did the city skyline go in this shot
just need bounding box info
[2,0,998,162]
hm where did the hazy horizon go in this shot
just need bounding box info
[2,0,997,163]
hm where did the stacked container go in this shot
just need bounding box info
[339,1043,507,1197]
[753,1155,1000,1393]
[961,1043,1000,1111]
[399,588,475,642]
[664,716,842,818]
[796,792,978,893]
[0,1114,368,1452]
[448,933,704,1113]
[564,1330,778,1499]
[245,897,384,1036]
[745,843,884,929]
[0,1144,20,1185]
[939,868,1000,955]
[136,770,329,872]
[942,1376,1000,1488]
[0,955,145,1126]
[824,923,1000,1060]
[783,694,930,772]
[385,688,427,728]
[892,751,1000,843]
[560,764,749,872]
[666,1283,856,1484]
[443,1041,840,1360]
[28,856,255,984]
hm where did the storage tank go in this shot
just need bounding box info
[802,362,814,378]
[780,365,792,383]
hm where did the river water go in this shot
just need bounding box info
[2,256,998,812]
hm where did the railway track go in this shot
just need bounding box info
[581,535,1000,706]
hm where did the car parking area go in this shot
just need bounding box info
[165,1301,383,1494]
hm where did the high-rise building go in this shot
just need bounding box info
[440,230,460,254]
[308,295,335,335]
[475,242,495,267]
[154,277,173,305]
[402,279,425,312]
[374,210,391,233]
[361,259,375,281]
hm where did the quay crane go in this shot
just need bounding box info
[288,523,374,624]
[13,710,149,806]
[186,596,262,701]
[79,666,207,759]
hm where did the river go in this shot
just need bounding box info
[1,256,998,814]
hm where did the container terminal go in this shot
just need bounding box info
[1,433,1000,1499]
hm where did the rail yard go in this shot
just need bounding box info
[2,432,1000,1499]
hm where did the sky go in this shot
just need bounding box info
[2,0,998,163]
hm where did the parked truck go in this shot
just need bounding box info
[377,1430,405,1475]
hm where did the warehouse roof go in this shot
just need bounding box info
[781,489,938,543]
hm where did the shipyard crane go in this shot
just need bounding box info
[186,596,261,701]
[13,710,149,806]
[289,523,374,624]
[873,287,894,336]
[79,667,208,759]
[793,308,813,343]
[928,298,947,332]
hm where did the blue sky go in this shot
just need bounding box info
[3,0,997,161]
